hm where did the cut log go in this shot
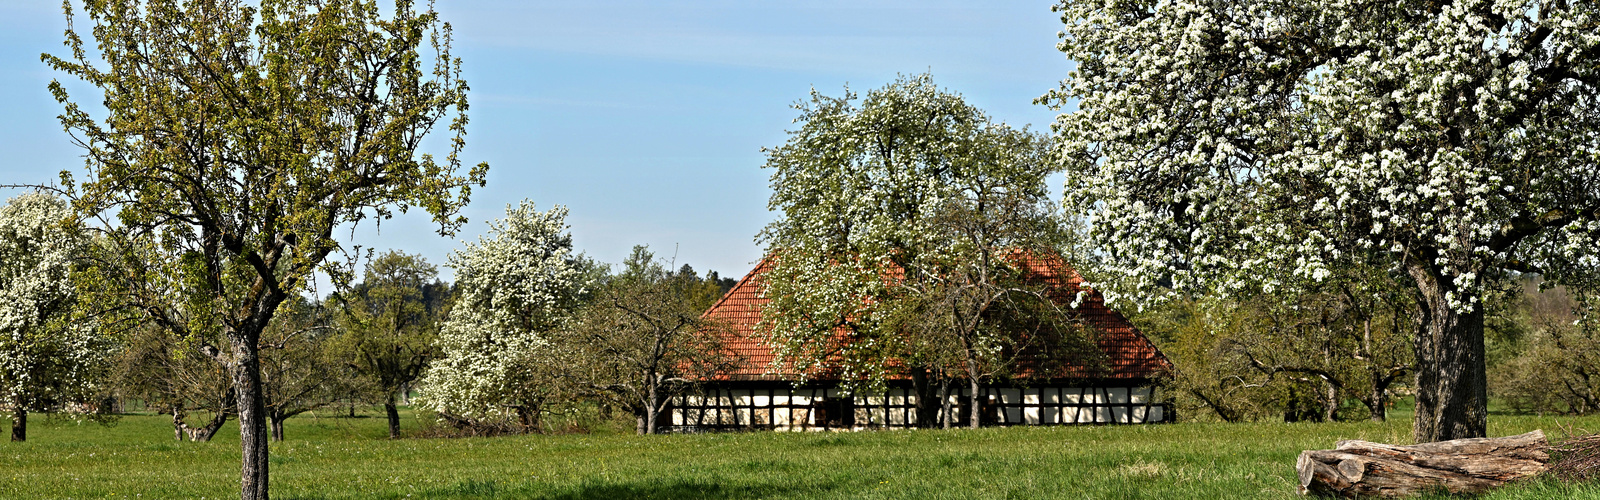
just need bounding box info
[1297,430,1548,498]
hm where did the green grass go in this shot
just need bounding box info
[7,407,1600,499]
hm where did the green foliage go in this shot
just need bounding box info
[670,263,733,312]
[260,296,346,440]
[108,323,236,440]
[755,73,1065,396]
[43,0,485,490]
[1133,271,1415,424]
[46,0,487,337]
[558,246,738,434]
[329,250,448,435]
[1493,282,1600,415]
[1131,297,1268,423]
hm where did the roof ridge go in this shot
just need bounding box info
[701,251,1175,379]
[700,253,772,320]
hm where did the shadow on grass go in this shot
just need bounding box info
[415,478,833,500]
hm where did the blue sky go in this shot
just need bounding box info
[0,0,1073,284]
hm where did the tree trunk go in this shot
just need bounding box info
[1297,430,1547,498]
[1368,384,1388,422]
[9,406,24,442]
[1323,377,1338,422]
[939,377,953,430]
[644,384,658,435]
[1285,381,1321,422]
[1190,388,1241,423]
[231,337,269,500]
[968,373,982,429]
[1408,262,1488,442]
[1362,320,1388,423]
[515,401,543,434]
[385,396,400,439]
[269,412,284,442]
[191,412,230,442]
[910,367,940,429]
[1367,392,1386,423]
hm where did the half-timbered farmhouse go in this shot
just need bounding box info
[666,254,1174,432]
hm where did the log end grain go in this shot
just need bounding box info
[1298,431,1548,498]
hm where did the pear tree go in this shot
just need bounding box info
[415,202,591,432]
[0,193,105,442]
[44,0,485,495]
[1047,0,1600,441]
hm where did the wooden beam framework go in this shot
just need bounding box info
[666,383,1171,433]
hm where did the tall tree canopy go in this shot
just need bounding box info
[0,192,105,442]
[756,74,1072,428]
[1047,0,1600,441]
[331,250,448,439]
[44,0,485,496]
[416,202,592,432]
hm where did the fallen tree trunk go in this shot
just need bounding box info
[1297,430,1548,498]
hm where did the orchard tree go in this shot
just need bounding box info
[1048,0,1600,441]
[260,297,342,442]
[0,193,106,442]
[416,202,593,433]
[757,74,1074,428]
[1128,297,1266,423]
[111,323,238,442]
[1228,278,1416,423]
[562,246,736,434]
[1495,284,1600,415]
[44,0,486,496]
[331,250,448,439]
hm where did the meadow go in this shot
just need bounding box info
[7,407,1600,499]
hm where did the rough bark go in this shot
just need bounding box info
[939,377,953,430]
[181,410,231,442]
[1297,430,1547,498]
[232,336,269,500]
[384,398,400,439]
[1367,387,1387,423]
[1323,377,1338,423]
[968,372,982,429]
[644,383,659,435]
[10,406,24,442]
[1407,261,1488,442]
[269,413,284,442]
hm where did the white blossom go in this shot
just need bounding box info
[1046,0,1600,313]
[0,192,106,414]
[414,201,589,421]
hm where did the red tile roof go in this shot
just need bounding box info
[702,253,1172,382]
